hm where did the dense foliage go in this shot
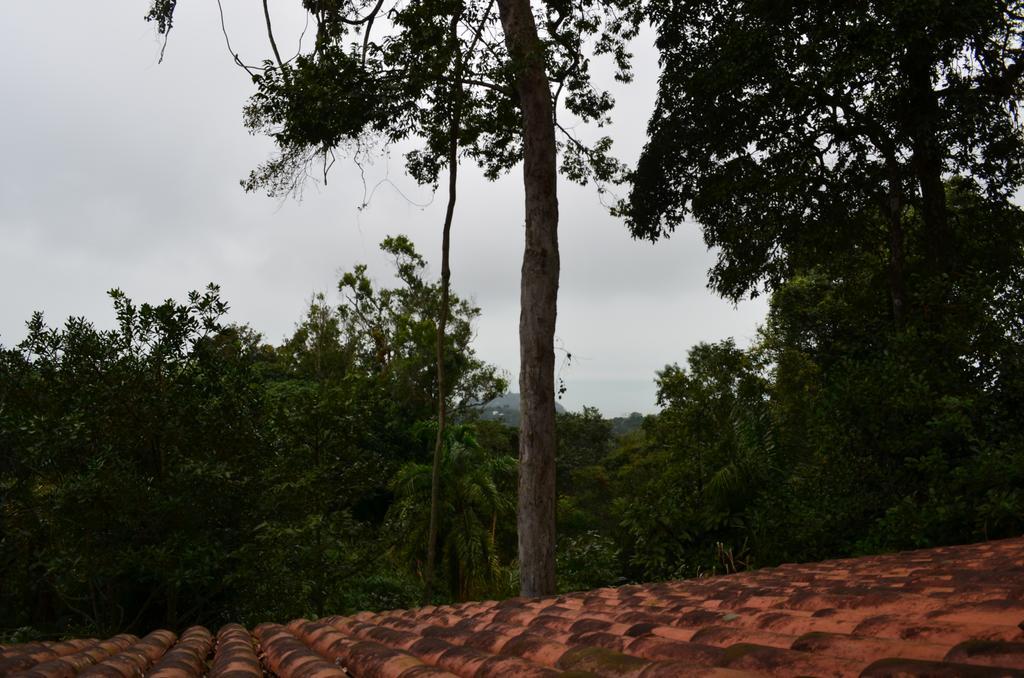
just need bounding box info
[555,184,1024,586]
[608,0,1024,581]
[3,188,1024,637]
[626,0,1024,307]
[0,238,509,639]
[4,0,1023,643]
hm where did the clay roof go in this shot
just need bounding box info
[2,536,1023,677]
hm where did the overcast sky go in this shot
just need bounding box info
[0,2,767,416]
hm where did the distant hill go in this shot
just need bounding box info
[609,412,646,437]
[479,395,647,436]
[479,393,565,428]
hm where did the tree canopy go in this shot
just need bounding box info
[625,0,1024,309]
[0,238,507,635]
[147,0,637,197]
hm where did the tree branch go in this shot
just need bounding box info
[217,0,261,77]
[361,0,388,63]
[463,76,511,95]
[263,0,286,70]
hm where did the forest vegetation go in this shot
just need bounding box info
[3,0,1024,642]
[3,183,1023,638]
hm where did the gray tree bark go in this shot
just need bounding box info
[496,0,560,598]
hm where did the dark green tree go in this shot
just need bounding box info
[611,341,773,578]
[603,183,1024,578]
[336,236,507,423]
[614,2,1024,571]
[0,287,263,634]
[231,294,391,623]
[554,406,613,495]
[386,424,516,601]
[239,236,508,612]
[626,0,1024,325]
[0,238,508,634]
[757,181,1024,553]
[145,0,640,595]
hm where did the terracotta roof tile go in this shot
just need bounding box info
[8,635,138,678]
[4,536,1024,677]
[0,640,97,675]
[76,630,177,678]
[209,623,260,678]
[148,627,212,678]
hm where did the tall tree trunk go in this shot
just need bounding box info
[425,12,463,604]
[314,524,325,618]
[911,132,949,272]
[904,47,950,273]
[497,0,560,598]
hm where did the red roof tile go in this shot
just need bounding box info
[2,536,1023,677]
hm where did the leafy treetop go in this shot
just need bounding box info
[624,0,1024,300]
[146,0,641,197]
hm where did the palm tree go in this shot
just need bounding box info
[387,425,516,601]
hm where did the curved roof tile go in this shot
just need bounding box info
[2,536,1022,677]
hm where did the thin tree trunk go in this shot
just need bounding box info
[425,12,464,604]
[496,0,560,598]
[912,132,949,271]
[165,583,178,629]
[314,524,325,618]
[886,159,907,329]
[888,209,907,328]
